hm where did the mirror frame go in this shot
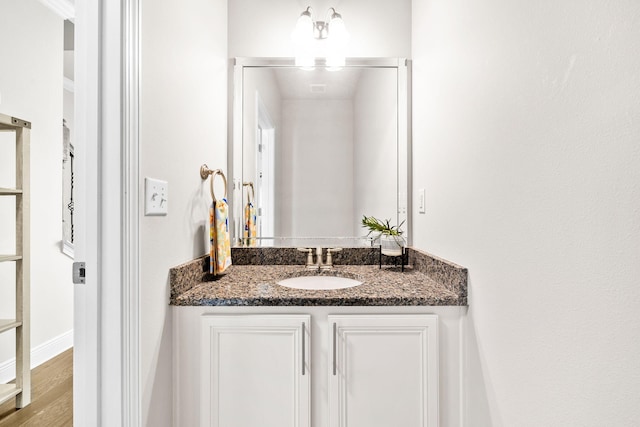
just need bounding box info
[230,57,411,247]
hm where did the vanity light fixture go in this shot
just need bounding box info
[292,6,349,70]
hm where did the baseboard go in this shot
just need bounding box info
[0,329,73,383]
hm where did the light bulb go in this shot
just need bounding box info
[292,9,314,44]
[328,13,349,43]
[325,9,348,70]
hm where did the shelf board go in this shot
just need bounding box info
[0,319,21,334]
[0,187,22,195]
[0,255,22,263]
[0,384,21,406]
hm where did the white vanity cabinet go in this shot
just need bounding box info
[175,306,459,427]
[329,315,438,427]
[200,315,311,427]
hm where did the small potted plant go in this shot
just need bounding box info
[361,215,406,256]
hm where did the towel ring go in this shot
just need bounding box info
[243,182,255,204]
[210,170,227,202]
[200,164,227,202]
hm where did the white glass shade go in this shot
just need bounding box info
[326,15,347,70]
[328,15,349,43]
[292,12,314,44]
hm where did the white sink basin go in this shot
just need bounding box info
[277,275,363,290]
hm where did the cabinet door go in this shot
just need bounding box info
[201,314,310,427]
[328,314,438,427]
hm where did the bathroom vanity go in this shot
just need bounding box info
[171,56,467,426]
[170,247,467,427]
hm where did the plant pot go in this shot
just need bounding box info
[379,234,405,256]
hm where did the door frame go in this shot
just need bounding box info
[74,0,140,425]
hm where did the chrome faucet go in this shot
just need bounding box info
[297,247,343,270]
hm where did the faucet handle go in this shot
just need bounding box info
[323,247,343,268]
[297,248,315,268]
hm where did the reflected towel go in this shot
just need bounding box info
[243,201,257,247]
[210,198,232,274]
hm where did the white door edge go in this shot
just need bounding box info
[74,0,141,425]
[73,0,101,423]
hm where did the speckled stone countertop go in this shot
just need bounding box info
[170,247,467,307]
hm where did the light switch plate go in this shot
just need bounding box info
[145,177,168,216]
[418,188,426,214]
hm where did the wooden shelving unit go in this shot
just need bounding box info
[0,113,31,408]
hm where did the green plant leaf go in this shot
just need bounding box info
[361,215,404,236]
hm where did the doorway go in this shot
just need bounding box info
[1,1,140,424]
[0,0,75,421]
[256,93,275,240]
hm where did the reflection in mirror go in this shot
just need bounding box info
[62,19,75,258]
[232,58,409,247]
[62,119,74,256]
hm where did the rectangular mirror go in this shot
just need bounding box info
[231,58,410,247]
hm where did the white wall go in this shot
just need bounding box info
[353,68,398,232]
[281,99,354,237]
[139,0,227,424]
[0,0,73,374]
[412,0,640,425]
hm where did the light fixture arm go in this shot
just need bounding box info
[315,21,329,39]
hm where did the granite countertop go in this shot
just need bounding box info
[170,247,468,307]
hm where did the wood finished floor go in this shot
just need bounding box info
[0,348,73,427]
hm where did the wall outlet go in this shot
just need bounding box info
[398,192,407,214]
[145,177,168,216]
[418,188,426,214]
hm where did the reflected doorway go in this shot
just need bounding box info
[256,93,275,241]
